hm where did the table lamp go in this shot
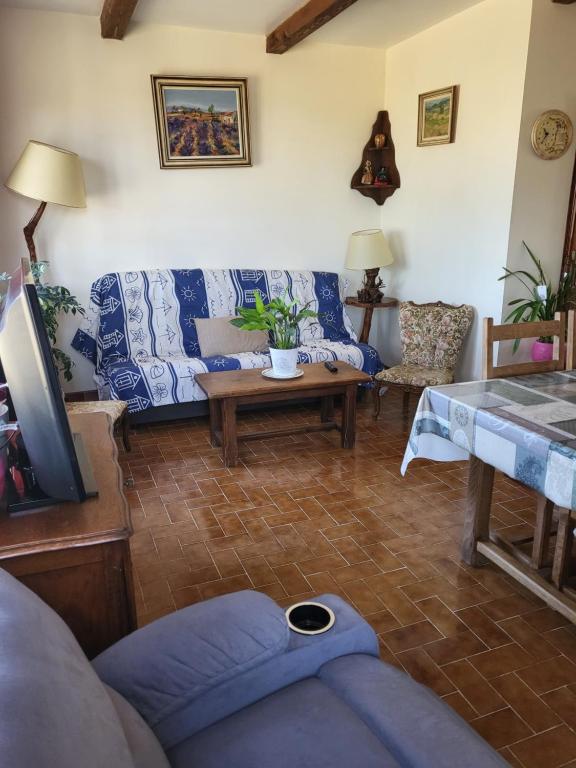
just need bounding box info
[5,140,86,263]
[345,229,394,303]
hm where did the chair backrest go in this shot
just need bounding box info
[399,300,474,371]
[482,311,576,379]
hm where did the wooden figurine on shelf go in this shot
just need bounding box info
[374,166,389,187]
[361,160,374,186]
[350,110,399,206]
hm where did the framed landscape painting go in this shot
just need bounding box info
[417,86,458,146]
[151,76,251,168]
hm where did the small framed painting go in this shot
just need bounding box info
[417,86,458,146]
[151,75,251,168]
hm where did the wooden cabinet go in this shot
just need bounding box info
[0,412,136,659]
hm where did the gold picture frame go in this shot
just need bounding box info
[417,86,458,147]
[151,75,252,169]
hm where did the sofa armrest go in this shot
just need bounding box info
[93,591,288,731]
[94,591,378,751]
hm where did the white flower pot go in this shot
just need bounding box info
[269,347,298,377]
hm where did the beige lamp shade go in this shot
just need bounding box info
[5,140,86,208]
[345,229,393,270]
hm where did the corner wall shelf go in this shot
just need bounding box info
[351,110,400,206]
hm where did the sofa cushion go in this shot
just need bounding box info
[318,655,508,768]
[103,340,380,413]
[71,268,381,413]
[168,677,401,768]
[195,316,268,356]
[93,591,289,736]
[72,269,358,371]
[0,568,136,768]
[376,364,454,387]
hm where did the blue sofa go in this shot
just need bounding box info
[71,269,382,415]
[0,569,507,767]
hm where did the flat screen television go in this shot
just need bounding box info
[0,259,96,512]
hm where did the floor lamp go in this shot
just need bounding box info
[4,140,86,263]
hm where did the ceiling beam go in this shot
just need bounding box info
[266,0,359,54]
[101,0,139,40]
[553,1,576,4]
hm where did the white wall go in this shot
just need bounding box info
[502,0,576,362]
[380,0,532,379]
[0,8,386,390]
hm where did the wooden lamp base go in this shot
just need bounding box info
[357,267,384,304]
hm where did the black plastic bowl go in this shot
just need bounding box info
[285,601,336,635]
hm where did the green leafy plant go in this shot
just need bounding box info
[230,290,317,350]
[499,241,576,350]
[31,261,85,382]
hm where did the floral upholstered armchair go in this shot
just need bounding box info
[374,301,474,418]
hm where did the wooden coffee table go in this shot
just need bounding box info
[195,362,371,467]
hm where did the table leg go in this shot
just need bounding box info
[461,456,494,566]
[341,385,357,449]
[531,496,555,569]
[208,399,222,447]
[359,305,375,345]
[221,398,238,467]
[320,395,335,423]
[552,509,573,589]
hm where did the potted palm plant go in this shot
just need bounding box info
[231,290,317,377]
[499,242,575,362]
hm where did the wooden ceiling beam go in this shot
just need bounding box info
[101,0,139,40]
[266,0,359,54]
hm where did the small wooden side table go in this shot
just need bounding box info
[345,297,398,344]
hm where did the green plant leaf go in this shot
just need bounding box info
[254,290,265,314]
[26,259,84,382]
[231,290,317,347]
[523,241,548,285]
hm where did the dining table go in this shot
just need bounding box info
[402,370,576,622]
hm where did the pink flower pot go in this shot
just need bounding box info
[531,340,554,362]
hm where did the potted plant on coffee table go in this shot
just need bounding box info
[499,242,575,362]
[231,290,317,378]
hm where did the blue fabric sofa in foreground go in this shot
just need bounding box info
[71,269,382,416]
[0,569,507,768]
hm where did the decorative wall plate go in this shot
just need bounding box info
[531,110,573,160]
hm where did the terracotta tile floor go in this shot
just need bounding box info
[120,391,576,768]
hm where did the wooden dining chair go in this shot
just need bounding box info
[482,310,576,576]
[482,311,575,380]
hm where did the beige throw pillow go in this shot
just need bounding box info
[195,317,269,357]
